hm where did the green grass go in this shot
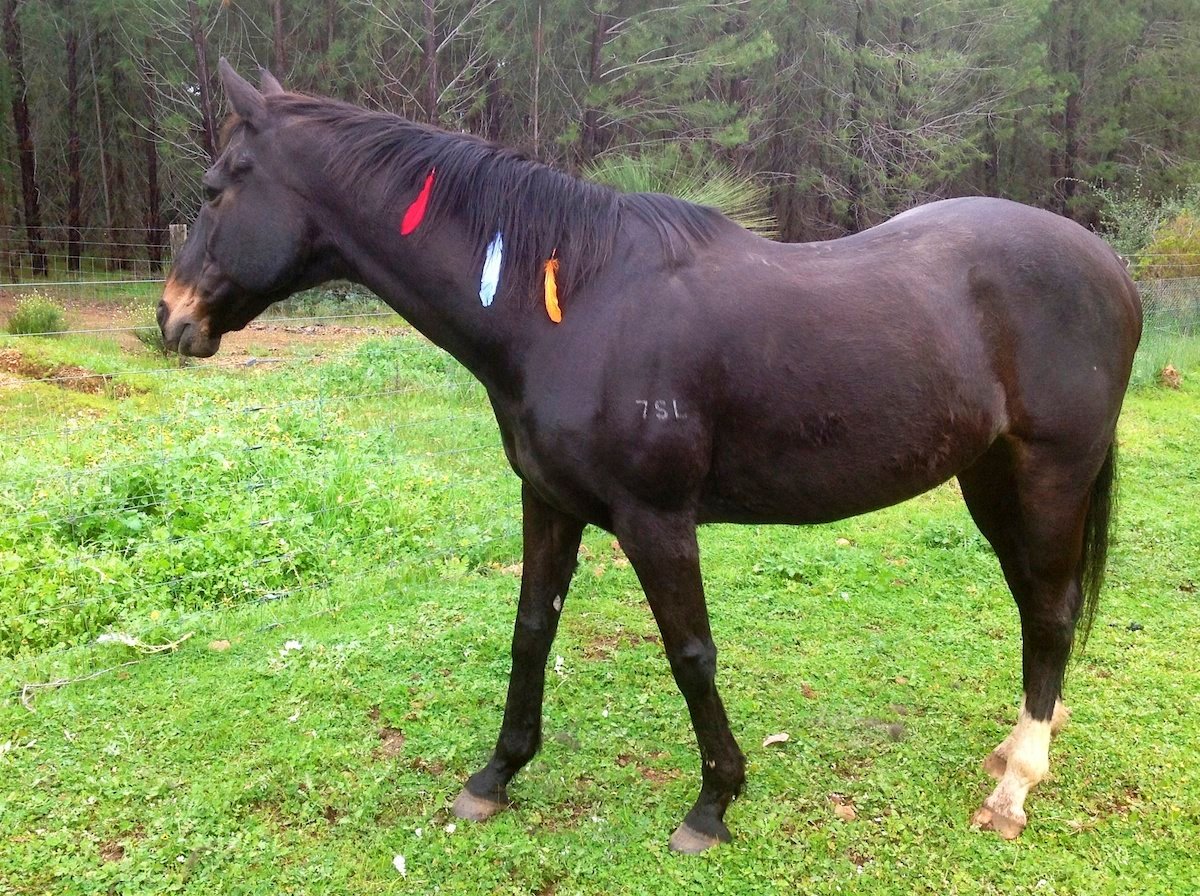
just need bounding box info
[1132,317,1200,386]
[1,331,1198,894]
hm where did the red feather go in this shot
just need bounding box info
[400,169,436,236]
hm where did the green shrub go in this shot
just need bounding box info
[1098,182,1200,259]
[5,293,65,336]
[1133,211,1200,281]
[263,282,383,320]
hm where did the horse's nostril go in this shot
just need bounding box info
[156,300,168,329]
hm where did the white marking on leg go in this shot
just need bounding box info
[986,696,1068,779]
[974,706,1053,838]
[1050,699,1070,736]
[552,595,562,613]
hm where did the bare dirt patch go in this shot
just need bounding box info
[98,840,125,863]
[1160,363,1182,389]
[0,291,408,358]
[830,793,858,821]
[0,348,133,397]
[616,751,681,785]
[408,756,446,777]
[581,630,659,661]
[373,726,407,760]
[221,321,408,357]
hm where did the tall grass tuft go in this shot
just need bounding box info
[584,152,777,238]
[1131,325,1200,387]
[132,304,189,364]
[5,293,66,336]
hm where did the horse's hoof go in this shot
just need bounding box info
[668,823,724,854]
[971,804,1026,840]
[983,749,1008,781]
[451,788,508,822]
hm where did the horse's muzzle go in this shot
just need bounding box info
[159,280,222,357]
[161,316,221,358]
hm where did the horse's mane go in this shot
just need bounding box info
[263,93,725,310]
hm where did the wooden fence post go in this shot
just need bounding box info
[168,224,188,265]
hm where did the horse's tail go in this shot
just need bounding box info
[1075,440,1118,654]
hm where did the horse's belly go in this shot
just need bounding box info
[699,410,998,525]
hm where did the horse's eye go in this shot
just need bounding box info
[201,170,224,204]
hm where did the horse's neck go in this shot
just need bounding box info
[338,216,531,395]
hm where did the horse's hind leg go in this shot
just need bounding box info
[958,438,1102,838]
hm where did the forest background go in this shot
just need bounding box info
[2,0,1199,271]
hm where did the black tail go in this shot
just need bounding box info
[1075,441,1118,653]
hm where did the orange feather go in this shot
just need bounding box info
[544,254,562,323]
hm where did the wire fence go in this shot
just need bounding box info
[1,258,1199,706]
[0,226,171,285]
[1140,276,1200,333]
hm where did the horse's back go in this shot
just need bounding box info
[682,198,1141,523]
[513,197,1140,527]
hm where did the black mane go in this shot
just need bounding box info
[266,93,725,310]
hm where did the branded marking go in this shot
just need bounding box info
[635,399,687,421]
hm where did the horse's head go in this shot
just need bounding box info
[159,60,336,357]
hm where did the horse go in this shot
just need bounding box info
[159,61,1143,852]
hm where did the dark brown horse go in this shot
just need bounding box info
[160,62,1142,852]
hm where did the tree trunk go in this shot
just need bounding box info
[1048,0,1084,219]
[324,0,336,55]
[844,1,869,233]
[87,27,116,269]
[1060,19,1083,218]
[982,112,999,197]
[483,64,502,141]
[763,13,804,241]
[422,0,438,124]
[141,41,163,269]
[169,224,188,261]
[3,0,48,276]
[0,166,17,282]
[532,2,542,151]
[579,8,612,165]
[466,62,504,142]
[272,0,287,73]
[108,55,130,271]
[187,0,218,160]
[66,14,82,272]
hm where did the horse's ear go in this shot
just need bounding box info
[218,58,266,127]
[259,67,284,96]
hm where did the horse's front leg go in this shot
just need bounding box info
[452,484,585,821]
[615,507,746,853]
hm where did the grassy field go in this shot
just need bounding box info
[1,319,1198,895]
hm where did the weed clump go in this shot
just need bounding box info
[132,304,186,362]
[5,292,65,336]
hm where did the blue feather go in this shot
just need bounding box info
[479,231,504,307]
